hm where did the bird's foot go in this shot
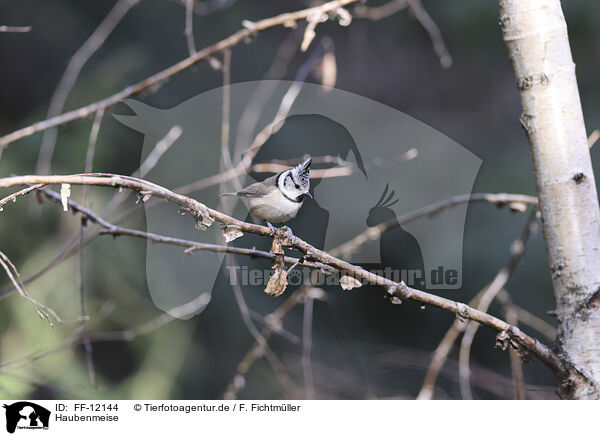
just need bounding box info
[283,226,295,246]
[267,222,295,246]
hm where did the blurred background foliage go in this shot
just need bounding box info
[0,0,599,399]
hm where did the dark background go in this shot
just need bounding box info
[0,0,599,399]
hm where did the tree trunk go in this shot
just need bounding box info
[499,0,600,398]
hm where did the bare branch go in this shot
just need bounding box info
[226,252,296,395]
[417,210,539,399]
[376,347,555,399]
[234,28,301,153]
[353,0,451,67]
[179,40,332,197]
[84,109,104,176]
[222,288,309,399]
[302,291,316,399]
[407,0,452,68]
[80,111,106,387]
[137,125,183,178]
[0,173,575,386]
[0,250,62,326]
[458,210,538,399]
[0,0,362,153]
[0,184,45,211]
[184,0,222,69]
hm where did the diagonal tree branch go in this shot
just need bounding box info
[0,0,361,153]
[0,172,585,387]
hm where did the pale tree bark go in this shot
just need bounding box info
[499,0,600,398]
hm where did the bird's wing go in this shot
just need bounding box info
[235,174,278,197]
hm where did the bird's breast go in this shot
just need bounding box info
[248,190,302,223]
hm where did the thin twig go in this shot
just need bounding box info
[0,250,62,326]
[375,347,555,399]
[35,0,140,173]
[353,0,451,67]
[0,25,32,33]
[0,184,45,211]
[227,253,296,395]
[354,0,408,21]
[183,0,222,69]
[588,129,600,149]
[407,0,452,68]
[221,288,308,399]
[137,125,183,178]
[185,0,197,55]
[84,109,104,176]
[170,0,237,17]
[82,108,105,202]
[234,28,301,153]
[103,125,183,217]
[248,309,300,343]
[510,303,556,340]
[497,289,526,399]
[220,49,234,179]
[302,292,316,399]
[0,228,85,300]
[79,109,106,387]
[417,210,538,400]
[78,224,96,386]
[458,210,538,399]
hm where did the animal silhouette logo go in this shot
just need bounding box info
[366,183,425,287]
[114,80,481,315]
[3,402,50,433]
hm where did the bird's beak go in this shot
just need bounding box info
[305,192,313,200]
